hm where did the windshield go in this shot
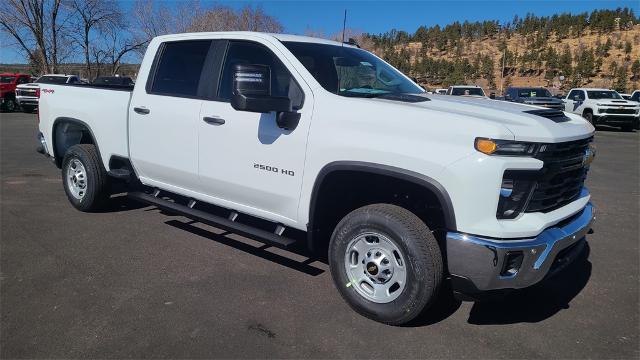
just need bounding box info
[37,76,68,84]
[282,41,423,98]
[517,88,552,98]
[587,90,622,100]
[451,87,485,96]
[0,76,16,84]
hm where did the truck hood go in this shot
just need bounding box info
[375,94,594,143]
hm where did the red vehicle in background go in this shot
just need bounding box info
[0,73,31,112]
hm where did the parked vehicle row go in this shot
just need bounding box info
[16,74,83,113]
[37,31,596,325]
[1,74,136,113]
[432,83,639,131]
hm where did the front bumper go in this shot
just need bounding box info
[595,114,639,126]
[446,202,594,293]
[16,96,39,106]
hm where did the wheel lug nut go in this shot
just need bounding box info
[375,251,381,257]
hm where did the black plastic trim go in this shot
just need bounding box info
[128,191,296,248]
[307,161,457,251]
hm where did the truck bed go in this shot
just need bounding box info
[38,83,133,169]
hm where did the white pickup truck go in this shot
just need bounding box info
[37,32,596,325]
[564,88,640,131]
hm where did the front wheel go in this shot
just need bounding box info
[62,144,109,211]
[582,111,594,125]
[328,204,443,325]
[3,98,16,112]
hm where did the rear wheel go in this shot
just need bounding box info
[61,144,109,211]
[328,204,443,325]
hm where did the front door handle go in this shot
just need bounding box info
[133,106,150,115]
[203,116,225,125]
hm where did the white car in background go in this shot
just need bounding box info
[16,74,82,113]
[564,88,640,131]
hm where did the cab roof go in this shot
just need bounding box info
[153,31,357,48]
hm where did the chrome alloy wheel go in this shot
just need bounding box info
[66,158,87,200]
[344,232,407,303]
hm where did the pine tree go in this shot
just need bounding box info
[613,65,628,93]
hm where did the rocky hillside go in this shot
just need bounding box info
[368,9,640,94]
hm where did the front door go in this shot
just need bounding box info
[129,40,213,192]
[565,89,585,113]
[197,40,312,225]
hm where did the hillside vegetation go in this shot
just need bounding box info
[368,8,640,94]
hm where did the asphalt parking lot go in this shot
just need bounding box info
[1,111,638,359]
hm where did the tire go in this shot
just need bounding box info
[582,110,594,125]
[328,204,443,325]
[61,144,109,211]
[21,105,35,113]
[3,97,16,112]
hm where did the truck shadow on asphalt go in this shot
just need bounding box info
[164,218,326,276]
[466,243,592,325]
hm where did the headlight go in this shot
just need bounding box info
[475,138,538,156]
[497,171,536,219]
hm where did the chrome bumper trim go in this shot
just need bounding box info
[446,202,594,291]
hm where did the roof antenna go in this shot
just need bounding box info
[341,9,347,47]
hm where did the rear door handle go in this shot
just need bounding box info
[133,106,150,115]
[203,116,225,125]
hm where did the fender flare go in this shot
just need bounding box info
[306,161,457,250]
[52,117,102,168]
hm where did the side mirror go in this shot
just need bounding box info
[231,64,291,113]
[230,64,300,131]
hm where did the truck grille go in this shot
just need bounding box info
[16,89,37,96]
[602,108,636,114]
[525,137,592,213]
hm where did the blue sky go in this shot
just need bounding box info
[1,0,638,63]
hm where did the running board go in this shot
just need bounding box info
[127,191,296,248]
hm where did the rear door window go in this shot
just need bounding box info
[149,40,212,98]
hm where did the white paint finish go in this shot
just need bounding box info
[128,94,203,192]
[37,84,130,169]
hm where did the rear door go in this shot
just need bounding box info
[129,40,214,192]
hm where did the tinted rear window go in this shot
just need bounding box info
[150,40,211,97]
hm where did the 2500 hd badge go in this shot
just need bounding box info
[254,163,295,176]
